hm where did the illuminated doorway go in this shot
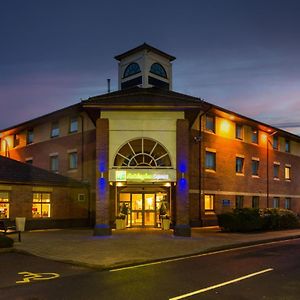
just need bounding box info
[118,190,169,227]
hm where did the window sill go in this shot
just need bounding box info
[285,179,291,182]
[68,169,78,173]
[236,173,244,176]
[273,178,280,181]
[205,169,216,173]
[204,211,216,215]
[251,175,259,178]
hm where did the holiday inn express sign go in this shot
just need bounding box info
[110,169,176,182]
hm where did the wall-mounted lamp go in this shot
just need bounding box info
[181,172,185,179]
[194,136,201,143]
[100,172,104,178]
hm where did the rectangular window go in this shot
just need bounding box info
[273,163,280,179]
[236,157,244,174]
[51,122,60,138]
[27,129,34,144]
[273,197,280,208]
[284,198,291,210]
[285,165,291,180]
[205,151,216,171]
[251,128,258,144]
[273,135,278,150]
[0,192,9,219]
[236,195,244,209]
[69,117,78,133]
[235,124,243,140]
[285,139,290,153]
[13,134,20,148]
[50,155,59,172]
[205,115,215,133]
[204,194,214,212]
[251,159,259,176]
[32,193,51,218]
[69,152,78,169]
[252,196,259,209]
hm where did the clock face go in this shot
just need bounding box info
[150,63,167,78]
[123,62,141,78]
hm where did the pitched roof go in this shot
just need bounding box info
[0,156,85,187]
[114,43,176,61]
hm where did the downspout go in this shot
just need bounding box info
[198,105,212,224]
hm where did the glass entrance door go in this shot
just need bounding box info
[118,190,169,228]
[131,193,156,227]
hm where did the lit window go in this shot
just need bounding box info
[285,165,291,180]
[285,139,290,153]
[236,157,244,174]
[205,115,215,133]
[273,197,280,208]
[235,124,243,140]
[0,192,9,219]
[205,151,216,171]
[284,198,291,210]
[114,138,171,168]
[50,155,59,172]
[32,193,51,218]
[204,194,214,211]
[251,159,259,176]
[251,128,258,144]
[69,117,78,133]
[150,63,167,78]
[51,122,60,138]
[273,163,280,179]
[27,129,34,144]
[69,152,78,169]
[273,135,278,150]
[236,195,244,209]
[13,134,20,148]
[123,62,141,78]
[252,196,259,208]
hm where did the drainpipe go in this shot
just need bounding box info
[198,105,212,224]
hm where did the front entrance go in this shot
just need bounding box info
[118,188,170,227]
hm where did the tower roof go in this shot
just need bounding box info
[114,43,176,62]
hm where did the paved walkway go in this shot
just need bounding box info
[9,227,300,270]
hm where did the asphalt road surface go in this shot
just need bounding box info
[1,238,300,299]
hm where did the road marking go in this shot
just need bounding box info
[16,271,60,284]
[169,268,274,300]
[110,238,299,272]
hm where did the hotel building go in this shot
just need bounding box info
[1,44,300,236]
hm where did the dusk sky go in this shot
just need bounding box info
[1,0,300,134]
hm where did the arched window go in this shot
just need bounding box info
[114,138,172,168]
[150,63,167,78]
[123,62,141,78]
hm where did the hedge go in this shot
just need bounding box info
[0,235,14,248]
[217,208,300,232]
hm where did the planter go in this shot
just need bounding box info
[161,218,171,230]
[116,218,126,230]
[15,217,26,232]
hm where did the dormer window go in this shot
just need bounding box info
[150,63,167,78]
[123,62,141,78]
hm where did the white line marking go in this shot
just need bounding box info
[169,268,274,300]
[109,238,299,272]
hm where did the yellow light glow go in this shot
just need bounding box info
[220,119,231,134]
[116,182,124,187]
[261,133,267,143]
[164,182,171,187]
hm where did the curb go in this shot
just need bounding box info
[9,234,300,271]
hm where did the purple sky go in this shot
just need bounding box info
[1,0,300,134]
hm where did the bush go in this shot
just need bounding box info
[261,208,300,230]
[218,208,262,232]
[0,235,14,248]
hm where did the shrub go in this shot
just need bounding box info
[0,235,14,248]
[218,208,263,232]
[261,208,300,230]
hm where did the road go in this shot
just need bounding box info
[1,238,300,299]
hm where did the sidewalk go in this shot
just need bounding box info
[9,227,300,270]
